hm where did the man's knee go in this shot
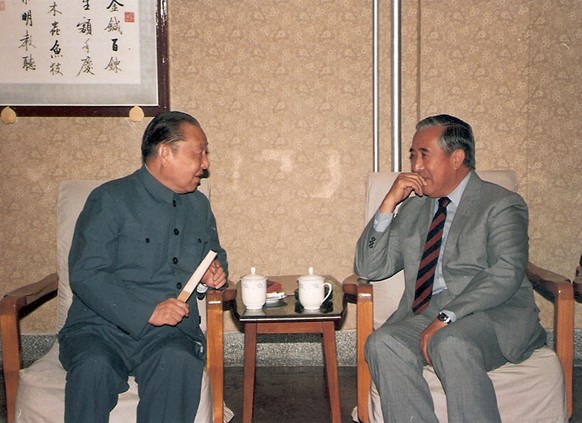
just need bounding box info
[364,327,401,366]
[143,336,204,378]
[364,329,383,363]
[428,327,456,355]
[428,328,477,372]
[68,348,127,387]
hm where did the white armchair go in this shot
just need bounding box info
[0,179,235,423]
[343,170,574,423]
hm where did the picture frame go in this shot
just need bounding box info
[0,0,168,117]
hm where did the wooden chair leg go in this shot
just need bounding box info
[0,297,21,423]
[528,262,575,419]
[552,282,574,418]
[206,290,225,423]
[356,283,373,423]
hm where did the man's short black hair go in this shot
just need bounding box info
[141,111,200,163]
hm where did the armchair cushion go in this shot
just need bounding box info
[16,344,219,423]
[363,347,566,423]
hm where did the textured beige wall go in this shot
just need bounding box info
[1,1,580,335]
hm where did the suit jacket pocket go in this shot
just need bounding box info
[117,233,163,282]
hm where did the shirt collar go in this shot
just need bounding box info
[138,164,177,205]
[443,171,471,207]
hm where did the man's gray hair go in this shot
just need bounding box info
[416,114,476,170]
[141,111,201,163]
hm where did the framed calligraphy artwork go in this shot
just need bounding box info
[0,0,168,117]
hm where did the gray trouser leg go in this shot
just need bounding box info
[60,333,130,423]
[364,290,508,423]
[429,313,507,423]
[365,313,439,423]
[134,333,205,423]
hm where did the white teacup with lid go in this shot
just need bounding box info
[298,267,332,310]
[241,267,267,309]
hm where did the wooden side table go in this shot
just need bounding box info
[233,275,346,423]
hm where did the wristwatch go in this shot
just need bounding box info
[437,311,452,325]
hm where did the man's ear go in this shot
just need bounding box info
[157,143,172,166]
[451,149,466,169]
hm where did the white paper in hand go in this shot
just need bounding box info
[177,250,217,302]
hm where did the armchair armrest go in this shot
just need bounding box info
[343,275,373,423]
[526,261,574,418]
[206,286,236,423]
[0,272,59,423]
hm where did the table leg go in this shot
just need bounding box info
[322,321,342,423]
[243,322,258,423]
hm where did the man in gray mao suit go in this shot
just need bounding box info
[355,114,546,422]
[59,111,228,423]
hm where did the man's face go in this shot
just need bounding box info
[162,123,209,194]
[409,125,464,198]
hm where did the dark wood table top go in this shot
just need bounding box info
[233,275,345,323]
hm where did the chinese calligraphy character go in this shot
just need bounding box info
[50,40,62,57]
[22,54,36,71]
[82,39,91,53]
[77,56,95,76]
[106,0,124,12]
[104,16,122,34]
[50,21,61,36]
[105,56,121,73]
[77,18,92,35]
[19,30,35,51]
[111,38,118,51]
[50,62,63,76]
[82,0,90,11]
[21,10,32,26]
[48,2,62,17]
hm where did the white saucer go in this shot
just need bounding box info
[266,292,286,303]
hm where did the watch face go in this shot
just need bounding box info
[438,312,450,323]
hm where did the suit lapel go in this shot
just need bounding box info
[444,172,483,258]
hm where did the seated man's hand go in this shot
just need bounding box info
[379,172,427,213]
[201,259,227,289]
[149,298,189,326]
[420,318,447,366]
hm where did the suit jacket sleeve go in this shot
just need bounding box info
[354,211,405,281]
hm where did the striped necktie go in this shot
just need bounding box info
[412,197,451,314]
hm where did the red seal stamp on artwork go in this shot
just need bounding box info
[125,12,135,23]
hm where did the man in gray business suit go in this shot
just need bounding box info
[355,114,546,422]
[59,111,228,422]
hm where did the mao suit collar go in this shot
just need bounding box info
[137,165,177,205]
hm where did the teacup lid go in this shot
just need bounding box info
[241,267,266,282]
[298,266,324,281]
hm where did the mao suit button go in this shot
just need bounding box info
[176,282,182,289]
[174,228,180,235]
[172,257,179,264]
